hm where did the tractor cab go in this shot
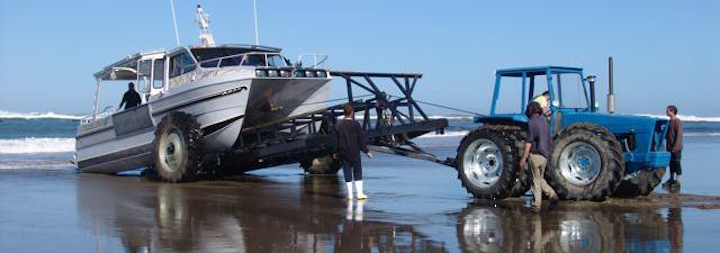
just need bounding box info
[477,66,595,131]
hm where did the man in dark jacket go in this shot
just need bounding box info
[119,82,142,110]
[663,105,683,193]
[334,104,373,199]
[520,102,558,211]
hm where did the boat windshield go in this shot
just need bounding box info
[192,48,288,68]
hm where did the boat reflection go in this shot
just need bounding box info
[457,201,683,253]
[76,174,448,252]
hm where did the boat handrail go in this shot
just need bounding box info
[297,54,328,69]
[81,106,114,125]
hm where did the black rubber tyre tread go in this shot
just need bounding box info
[613,167,666,198]
[150,112,204,183]
[301,155,341,175]
[547,123,625,201]
[456,126,518,199]
[505,128,531,197]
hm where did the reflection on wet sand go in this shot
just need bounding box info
[76,174,447,253]
[457,201,684,253]
[76,173,688,253]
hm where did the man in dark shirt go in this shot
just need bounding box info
[663,105,684,193]
[334,104,373,200]
[520,102,558,211]
[119,82,142,110]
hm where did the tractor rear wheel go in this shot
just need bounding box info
[301,155,341,174]
[456,127,518,199]
[150,112,204,183]
[613,167,666,198]
[547,124,625,201]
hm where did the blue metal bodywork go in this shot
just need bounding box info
[476,66,670,173]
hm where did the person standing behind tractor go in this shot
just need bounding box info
[520,102,558,212]
[663,105,683,193]
[334,104,374,199]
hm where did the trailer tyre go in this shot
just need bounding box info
[547,124,625,201]
[613,167,666,198]
[151,112,204,183]
[301,155,341,174]
[456,127,518,199]
[506,129,531,197]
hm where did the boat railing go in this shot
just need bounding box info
[81,106,114,125]
[297,54,328,69]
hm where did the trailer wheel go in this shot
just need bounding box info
[456,127,518,199]
[547,124,625,201]
[613,167,666,198]
[301,155,341,174]
[151,112,204,183]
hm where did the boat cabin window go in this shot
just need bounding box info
[169,52,197,78]
[242,54,287,67]
[153,59,165,89]
[137,60,152,94]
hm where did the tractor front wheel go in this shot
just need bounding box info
[613,167,666,198]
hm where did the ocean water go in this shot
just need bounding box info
[1,110,719,194]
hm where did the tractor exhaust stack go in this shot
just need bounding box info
[607,57,616,114]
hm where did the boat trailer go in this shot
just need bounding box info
[214,71,456,174]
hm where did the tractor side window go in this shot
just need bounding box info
[494,76,523,114]
[169,52,197,78]
[553,73,587,109]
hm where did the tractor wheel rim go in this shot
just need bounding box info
[559,141,601,186]
[159,128,185,173]
[462,138,503,189]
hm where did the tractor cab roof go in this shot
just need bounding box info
[496,66,583,77]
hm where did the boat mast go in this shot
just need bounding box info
[169,0,181,46]
[253,0,260,45]
[196,4,216,46]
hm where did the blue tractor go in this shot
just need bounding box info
[456,60,671,200]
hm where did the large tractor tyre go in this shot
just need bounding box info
[456,127,518,199]
[547,124,625,201]
[506,129,531,197]
[613,167,666,198]
[150,112,204,183]
[301,155,341,175]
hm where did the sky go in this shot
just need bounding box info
[0,0,718,116]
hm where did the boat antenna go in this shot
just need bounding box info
[196,4,216,46]
[253,0,260,45]
[169,0,181,46]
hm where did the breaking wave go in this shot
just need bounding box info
[635,114,720,122]
[0,110,84,120]
[0,138,76,154]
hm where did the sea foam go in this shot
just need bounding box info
[0,110,84,120]
[0,138,76,154]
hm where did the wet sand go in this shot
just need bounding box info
[2,154,720,252]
